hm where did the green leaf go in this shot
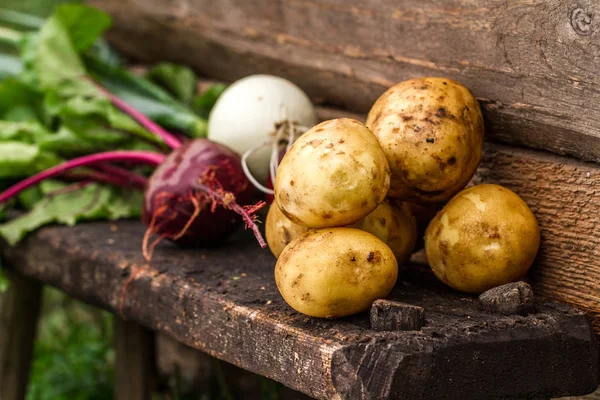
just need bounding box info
[193,83,227,118]
[85,55,208,137]
[33,15,87,89]
[0,141,62,178]
[53,4,111,52]
[0,183,142,245]
[18,184,43,209]
[0,0,80,18]
[0,53,22,79]
[41,91,166,155]
[0,77,42,120]
[0,121,47,142]
[147,62,197,104]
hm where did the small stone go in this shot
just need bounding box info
[370,299,426,331]
[479,281,535,316]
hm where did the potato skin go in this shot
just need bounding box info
[275,228,398,318]
[274,118,390,228]
[267,201,416,264]
[265,203,310,258]
[349,200,417,265]
[425,184,540,294]
[366,77,484,203]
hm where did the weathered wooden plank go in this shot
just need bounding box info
[0,270,42,400]
[0,222,598,399]
[92,0,600,163]
[114,318,156,400]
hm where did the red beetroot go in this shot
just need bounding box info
[143,139,264,250]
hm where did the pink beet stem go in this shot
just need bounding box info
[92,80,183,150]
[93,164,149,190]
[65,169,147,191]
[0,151,165,204]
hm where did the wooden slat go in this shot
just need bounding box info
[114,318,156,400]
[92,0,600,163]
[0,223,598,399]
[0,271,42,400]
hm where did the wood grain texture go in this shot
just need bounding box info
[0,271,42,400]
[92,0,600,162]
[0,223,598,399]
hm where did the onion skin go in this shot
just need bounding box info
[143,139,254,247]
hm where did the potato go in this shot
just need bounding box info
[349,200,417,265]
[274,118,390,228]
[425,184,540,294]
[265,203,310,258]
[366,77,484,203]
[275,228,398,318]
[267,200,416,264]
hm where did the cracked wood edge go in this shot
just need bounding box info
[93,0,600,163]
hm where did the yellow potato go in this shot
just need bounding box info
[349,200,417,265]
[274,118,390,228]
[275,228,398,318]
[267,201,416,264]
[265,203,310,258]
[366,77,484,203]
[425,184,540,294]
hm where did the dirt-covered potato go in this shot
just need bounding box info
[267,200,416,263]
[425,184,540,294]
[275,228,398,318]
[265,203,310,258]
[366,77,484,203]
[274,118,390,228]
[349,200,417,265]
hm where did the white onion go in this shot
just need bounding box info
[208,75,318,184]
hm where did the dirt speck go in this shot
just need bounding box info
[283,228,292,245]
[367,251,381,263]
[290,180,295,186]
[436,107,447,118]
[426,138,435,143]
[292,273,304,287]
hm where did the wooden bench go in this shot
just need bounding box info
[2,0,600,398]
[0,221,598,399]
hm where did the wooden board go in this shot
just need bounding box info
[1,222,598,400]
[92,0,600,163]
